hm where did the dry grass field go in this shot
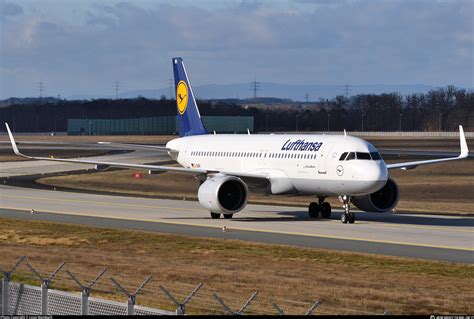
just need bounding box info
[0,217,472,315]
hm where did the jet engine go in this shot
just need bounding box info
[352,178,399,212]
[198,175,249,214]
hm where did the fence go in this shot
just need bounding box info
[275,130,474,138]
[0,256,388,316]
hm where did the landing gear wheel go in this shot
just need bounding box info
[348,212,355,224]
[320,202,332,218]
[210,212,221,219]
[340,195,354,224]
[308,202,320,218]
[341,213,348,224]
[223,214,233,219]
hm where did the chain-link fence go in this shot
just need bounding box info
[1,256,388,316]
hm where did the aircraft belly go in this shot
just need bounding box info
[290,178,375,196]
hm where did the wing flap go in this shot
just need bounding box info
[97,142,172,152]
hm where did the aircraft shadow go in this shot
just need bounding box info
[161,209,472,227]
[231,210,334,222]
[161,211,325,222]
[233,209,474,227]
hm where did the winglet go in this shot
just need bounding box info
[5,123,21,156]
[459,125,468,158]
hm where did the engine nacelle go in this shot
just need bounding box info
[198,175,249,214]
[352,178,399,212]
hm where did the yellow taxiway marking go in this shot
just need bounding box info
[1,194,472,234]
[0,206,472,253]
[0,194,205,213]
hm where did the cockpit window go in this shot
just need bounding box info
[339,152,348,161]
[356,152,371,160]
[346,152,356,160]
[370,152,382,160]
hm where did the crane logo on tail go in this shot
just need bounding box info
[176,80,188,115]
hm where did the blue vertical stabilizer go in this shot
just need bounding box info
[173,57,208,137]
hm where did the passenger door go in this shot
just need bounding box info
[318,143,334,174]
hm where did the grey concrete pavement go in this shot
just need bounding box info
[0,185,472,263]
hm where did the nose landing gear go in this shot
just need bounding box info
[340,195,355,224]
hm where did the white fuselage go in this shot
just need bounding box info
[166,134,388,197]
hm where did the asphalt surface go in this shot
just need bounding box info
[0,144,472,264]
[0,185,472,263]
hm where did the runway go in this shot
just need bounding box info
[0,149,170,177]
[0,185,472,263]
[0,144,472,263]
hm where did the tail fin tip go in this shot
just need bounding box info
[172,57,207,137]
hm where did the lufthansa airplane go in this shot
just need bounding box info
[5,58,469,224]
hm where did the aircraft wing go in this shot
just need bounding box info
[4,123,269,181]
[386,125,469,170]
[97,142,172,152]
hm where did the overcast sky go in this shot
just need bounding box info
[0,0,472,99]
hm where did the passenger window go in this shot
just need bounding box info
[356,152,371,160]
[346,152,356,160]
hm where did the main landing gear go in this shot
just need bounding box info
[340,195,355,224]
[210,212,233,219]
[308,197,332,219]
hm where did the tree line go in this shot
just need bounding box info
[0,86,472,133]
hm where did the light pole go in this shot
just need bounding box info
[399,113,402,132]
[439,112,442,131]
[327,113,330,132]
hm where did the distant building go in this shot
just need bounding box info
[67,116,254,135]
